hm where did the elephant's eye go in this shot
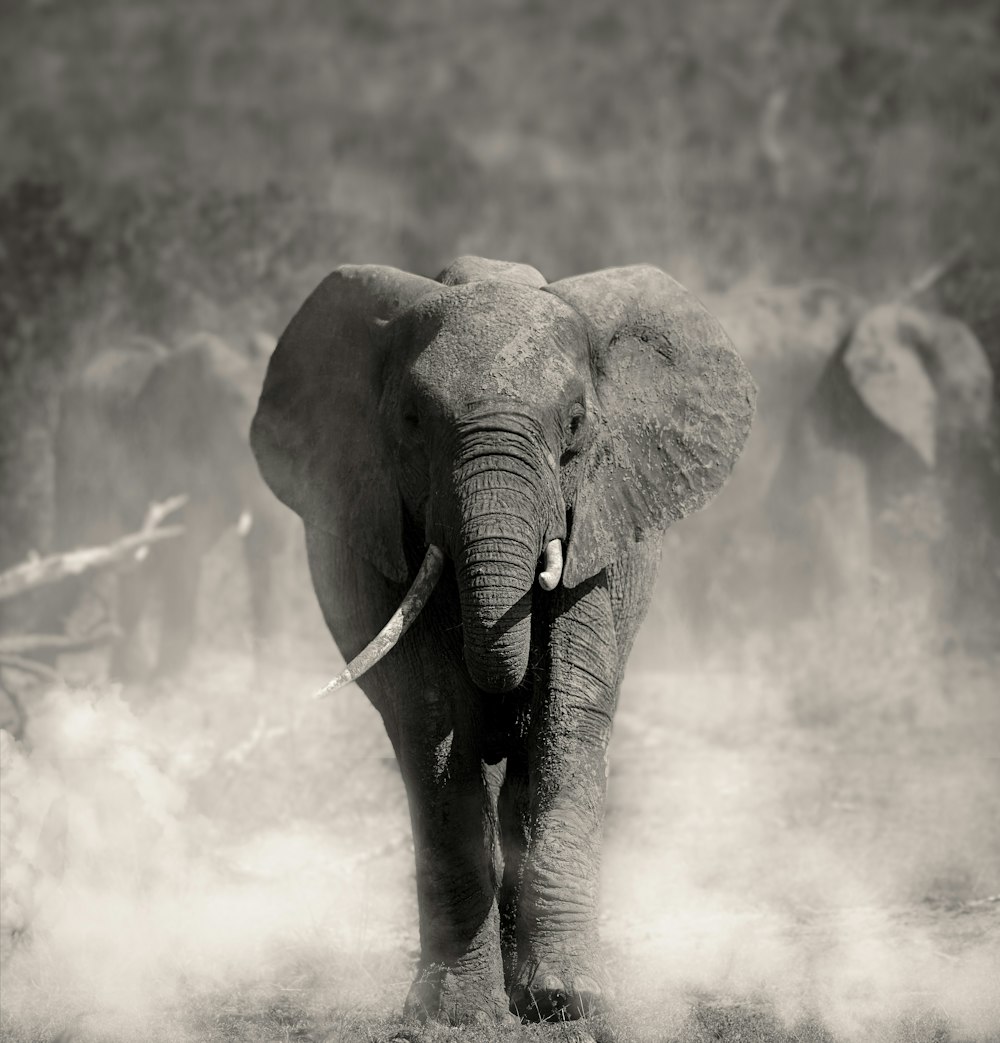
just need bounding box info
[568,402,586,435]
[562,402,587,460]
[402,406,421,433]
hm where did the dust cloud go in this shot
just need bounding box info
[600,563,1000,1042]
[603,666,1000,1041]
[0,663,417,1042]
[3,619,998,1041]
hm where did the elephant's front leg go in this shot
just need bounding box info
[512,573,618,1021]
[392,680,508,1026]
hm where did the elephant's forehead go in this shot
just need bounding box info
[408,283,589,404]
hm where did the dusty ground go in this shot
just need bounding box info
[1,560,999,1043]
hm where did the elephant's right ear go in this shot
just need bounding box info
[843,303,938,468]
[251,265,440,584]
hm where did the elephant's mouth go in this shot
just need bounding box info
[312,538,564,698]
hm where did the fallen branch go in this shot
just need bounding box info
[0,496,187,602]
[0,624,120,658]
[143,494,189,532]
[0,654,63,684]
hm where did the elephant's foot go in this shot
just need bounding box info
[403,962,510,1027]
[509,954,611,1023]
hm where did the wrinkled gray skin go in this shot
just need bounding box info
[768,302,1000,626]
[251,256,755,1026]
[52,332,286,678]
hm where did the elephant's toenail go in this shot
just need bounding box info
[540,972,565,993]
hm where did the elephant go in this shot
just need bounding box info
[50,330,288,679]
[767,300,1000,634]
[250,255,755,1025]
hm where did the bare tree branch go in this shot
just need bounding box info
[0,496,187,602]
[0,654,63,683]
[897,239,973,302]
[143,493,189,530]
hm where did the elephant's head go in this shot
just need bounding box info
[842,302,995,468]
[251,257,755,693]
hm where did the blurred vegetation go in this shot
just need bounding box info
[0,184,91,566]
[0,0,998,567]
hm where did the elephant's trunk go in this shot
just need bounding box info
[314,416,563,697]
[456,523,538,693]
[446,419,561,694]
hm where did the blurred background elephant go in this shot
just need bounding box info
[638,286,1000,663]
[767,301,1000,639]
[637,281,867,661]
[50,330,289,679]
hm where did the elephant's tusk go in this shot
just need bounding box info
[538,539,563,591]
[313,544,445,698]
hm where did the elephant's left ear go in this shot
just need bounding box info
[545,266,757,587]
